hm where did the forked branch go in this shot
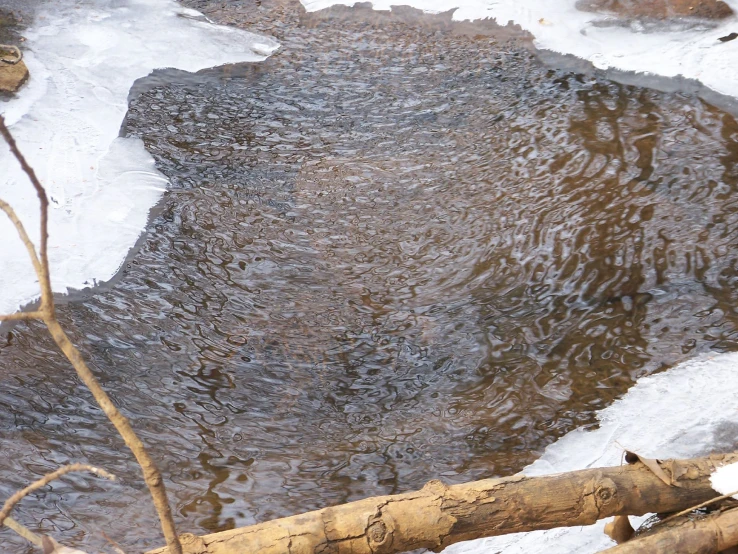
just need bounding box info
[0,464,115,528]
[0,115,182,554]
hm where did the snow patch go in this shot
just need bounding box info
[711,461,738,499]
[0,0,279,315]
[300,0,738,101]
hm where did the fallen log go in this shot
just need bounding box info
[147,452,738,554]
[601,506,738,554]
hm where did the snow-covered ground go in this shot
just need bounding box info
[0,0,278,316]
[302,0,738,101]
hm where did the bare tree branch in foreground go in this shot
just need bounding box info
[3,517,44,548]
[0,114,183,554]
[0,463,115,528]
[147,451,738,554]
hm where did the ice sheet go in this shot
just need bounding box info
[300,0,738,100]
[0,0,279,315]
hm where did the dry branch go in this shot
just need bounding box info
[0,310,43,322]
[0,114,182,554]
[0,119,52,306]
[146,452,738,554]
[0,464,115,527]
[0,197,43,276]
[653,488,738,528]
[3,517,44,548]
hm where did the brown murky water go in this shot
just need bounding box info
[2,1,738,551]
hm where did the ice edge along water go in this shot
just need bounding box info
[296,1,738,552]
[302,0,738,101]
[445,352,738,553]
[0,0,279,316]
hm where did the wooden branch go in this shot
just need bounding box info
[0,198,43,276]
[3,517,44,548]
[0,116,52,312]
[653,488,738,528]
[0,463,114,527]
[601,506,738,554]
[0,114,183,554]
[0,311,43,322]
[146,452,738,554]
[44,318,182,554]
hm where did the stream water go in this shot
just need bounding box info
[2,0,738,551]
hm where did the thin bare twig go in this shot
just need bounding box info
[0,115,182,553]
[0,311,43,322]
[43,318,183,554]
[102,531,128,554]
[2,516,44,547]
[0,463,115,527]
[0,198,43,276]
[0,115,53,314]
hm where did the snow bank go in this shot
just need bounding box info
[0,0,279,315]
[441,352,738,553]
[300,0,738,101]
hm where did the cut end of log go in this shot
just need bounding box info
[604,515,635,544]
[0,58,28,93]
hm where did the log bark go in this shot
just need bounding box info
[147,452,738,554]
[601,507,738,554]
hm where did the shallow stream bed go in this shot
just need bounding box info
[2,1,738,551]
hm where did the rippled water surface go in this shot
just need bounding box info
[2,1,738,551]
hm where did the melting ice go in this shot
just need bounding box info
[0,0,278,315]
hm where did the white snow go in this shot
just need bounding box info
[441,352,738,554]
[711,461,738,499]
[0,0,279,316]
[300,0,738,101]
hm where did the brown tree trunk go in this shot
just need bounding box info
[147,452,738,554]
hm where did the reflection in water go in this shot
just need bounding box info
[2,0,738,551]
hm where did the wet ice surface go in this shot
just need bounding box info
[302,0,738,101]
[0,0,278,316]
[1,1,738,553]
